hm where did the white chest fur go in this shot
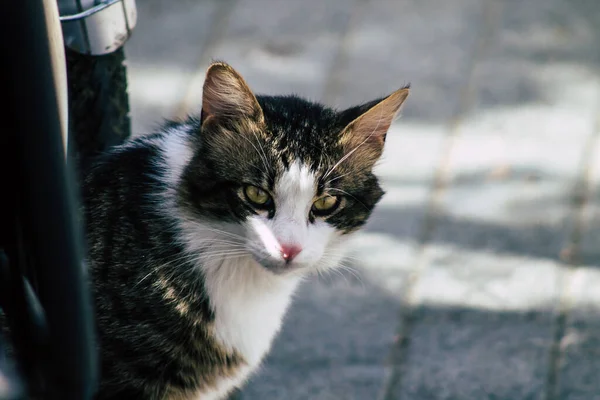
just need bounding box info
[205,256,300,365]
[191,255,300,400]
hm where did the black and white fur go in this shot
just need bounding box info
[83,62,409,399]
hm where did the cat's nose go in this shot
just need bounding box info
[280,244,302,263]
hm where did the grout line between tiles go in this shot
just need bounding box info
[545,94,600,400]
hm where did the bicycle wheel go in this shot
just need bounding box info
[66,46,131,177]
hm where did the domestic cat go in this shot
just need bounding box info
[83,61,409,399]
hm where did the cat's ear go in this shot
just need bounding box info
[339,86,409,165]
[201,62,264,124]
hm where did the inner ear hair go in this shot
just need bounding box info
[201,62,264,123]
[342,86,409,145]
[337,86,409,167]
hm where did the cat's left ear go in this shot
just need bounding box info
[201,62,264,124]
[339,86,409,166]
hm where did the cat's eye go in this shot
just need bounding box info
[311,195,340,216]
[244,185,273,208]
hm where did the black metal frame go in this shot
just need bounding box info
[0,1,98,398]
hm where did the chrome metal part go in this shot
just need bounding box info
[43,0,69,155]
[59,0,137,55]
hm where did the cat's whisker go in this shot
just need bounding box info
[330,252,364,264]
[135,269,159,287]
[196,241,247,249]
[192,226,248,242]
[133,245,253,287]
[133,253,202,287]
[190,237,251,250]
[195,236,266,254]
[193,237,244,244]
[239,133,271,177]
[324,170,353,185]
[165,248,223,265]
[317,260,365,290]
[337,264,363,283]
[199,251,250,259]
[249,129,272,176]
[199,246,247,253]
[248,164,269,177]
[161,253,250,285]
[330,267,351,287]
[320,250,365,280]
[164,263,200,285]
[324,161,377,186]
[198,247,248,256]
[340,258,364,267]
[192,230,245,242]
[327,187,370,211]
[314,266,327,282]
[205,236,269,257]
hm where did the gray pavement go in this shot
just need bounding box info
[125,0,600,398]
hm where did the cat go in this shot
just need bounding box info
[83,61,409,399]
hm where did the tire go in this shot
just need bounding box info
[66,47,131,178]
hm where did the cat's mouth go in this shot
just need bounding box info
[247,250,305,275]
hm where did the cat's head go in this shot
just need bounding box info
[180,62,408,275]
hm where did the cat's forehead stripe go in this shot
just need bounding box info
[271,161,317,241]
[274,161,316,199]
[284,162,314,191]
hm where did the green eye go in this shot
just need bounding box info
[312,195,339,215]
[244,185,272,207]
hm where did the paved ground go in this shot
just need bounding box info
[125,0,600,398]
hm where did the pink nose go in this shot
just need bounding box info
[281,244,302,263]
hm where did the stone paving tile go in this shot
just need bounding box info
[125,0,223,135]
[177,0,361,117]
[385,0,600,398]
[398,305,556,400]
[394,247,561,400]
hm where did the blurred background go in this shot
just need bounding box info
[125,0,600,399]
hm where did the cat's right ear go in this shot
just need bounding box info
[201,62,264,124]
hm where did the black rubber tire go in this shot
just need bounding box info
[65,47,131,178]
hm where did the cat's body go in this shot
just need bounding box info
[85,125,300,399]
[83,62,408,399]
